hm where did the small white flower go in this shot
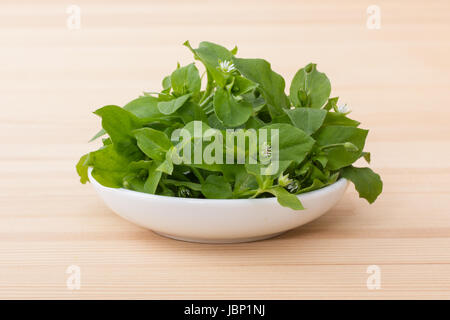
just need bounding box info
[260,142,272,159]
[337,103,351,114]
[219,60,236,73]
[286,181,299,193]
[178,187,191,198]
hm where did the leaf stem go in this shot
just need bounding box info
[191,167,205,184]
[249,190,262,199]
[199,71,214,104]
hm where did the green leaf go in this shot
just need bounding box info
[122,160,161,194]
[244,116,266,129]
[314,125,368,170]
[271,113,291,124]
[313,154,328,168]
[170,63,201,96]
[144,161,163,194]
[323,97,338,111]
[201,175,233,199]
[133,128,172,161]
[102,138,112,145]
[246,160,292,182]
[184,41,234,87]
[207,113,228,130]
[232,166,259,195]
[261,123,315,163]
[361,152,371,164]
[232,57,288,117]
[89,129,106,142]
[309,164,329,181]
[76,154,90,184]
[285,108,327,135]
[213,87,252,127]
[123,96,165,121]
[157,93,192,115]
[89,145,131,188]
[341,166,383,204]
[162,75,171,92]
[157,148,175,175]
[268,187,304,210]
[94,105,143,159]
[177,101,207,124]
[157,158,173,175]
[290,63,331,108]
[181,120,212,137]
[89,96,167,141]
[231,75,257,96]
[322,112,360,127]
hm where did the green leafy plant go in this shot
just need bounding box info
[76,41,382,210]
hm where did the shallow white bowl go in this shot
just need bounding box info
[88,168,348,243]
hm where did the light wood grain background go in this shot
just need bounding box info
[1,0,450,299]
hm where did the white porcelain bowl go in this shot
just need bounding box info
[88,168,348,243]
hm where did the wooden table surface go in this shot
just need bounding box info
[1,0,450,299]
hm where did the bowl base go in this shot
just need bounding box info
[152,230,286,244]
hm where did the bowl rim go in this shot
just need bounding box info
[88,167,347,203]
